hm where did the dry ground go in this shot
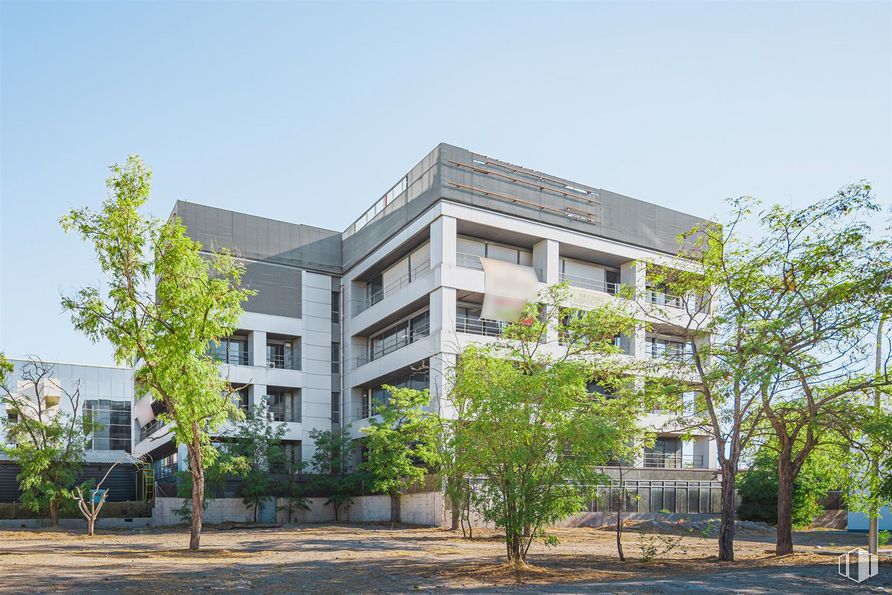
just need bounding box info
[0,523,889,593]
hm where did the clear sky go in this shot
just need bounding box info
[1,1,890,366]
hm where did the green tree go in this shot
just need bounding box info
[361,385,439,525]
[738,440,846,528]
[451,284,644,567]
[0,354,11,385]
[744,185,891,555]
[309,426,352,475]
[0,358,94,526]
[60,156,252,550]
[220,404,289,523]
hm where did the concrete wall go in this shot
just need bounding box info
[0,517,153,530]
[152,493,444,527]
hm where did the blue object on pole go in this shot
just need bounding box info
[90,489,108,505]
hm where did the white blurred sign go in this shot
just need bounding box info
[480,258,540,322]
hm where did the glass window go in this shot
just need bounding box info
[331,392,340,424]
[85,399,132,452]
[331,343,340,373]
[331,291,340,322]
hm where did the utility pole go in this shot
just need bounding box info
[869,317,884,555]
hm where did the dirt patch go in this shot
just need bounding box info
[0,524,886,593]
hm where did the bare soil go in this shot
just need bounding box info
[0,523,888,593]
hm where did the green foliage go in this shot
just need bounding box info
[0,354,11,386]
[60,156,253,549]
[637,532,687,562]
[360,385,439,502]
[738,441,845,528]
[451,284,645,565]
[309,426,353,475]
[879,530,890,547]
[0,358,94,525]
[220,405,290,522]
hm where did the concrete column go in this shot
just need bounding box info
[429,286,457,347]
[250,330,267,368]
[250,383,267,411]
[533,238,560,285]
[428,352,457,418]
[430,216,457,286]
[177,443,189,472]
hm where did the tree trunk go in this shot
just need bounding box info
[87,517,95,536]
[188,438,204,551]
[390,493,400,528]
[718,464,736,561]
[49,500,59,528]
[450,499,461,531]
[776,454,795,556]
[506,531,525,567]
[616,501,625,561]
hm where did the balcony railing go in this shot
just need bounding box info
[456,252,485,270]
[648,289,686,310]
[354,323,431,369]
[642,453,705,469]
[560,272,625,296]
[456,315,506,337]
[212,351,249,366]
[456,252,543,281]
[645,345,694,365]
[139,419,167,442]
[352,260,431,316]
[267,352,300,370]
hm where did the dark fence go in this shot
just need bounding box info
[582,480,725,514]
[0,461,138,503]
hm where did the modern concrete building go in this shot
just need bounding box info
[1,358,134,453]
[130,143,719,477]
[0,359,139,502]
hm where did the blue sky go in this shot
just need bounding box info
[1,1,890,366]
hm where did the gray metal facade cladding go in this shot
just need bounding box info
[172,201,342,274]
[0,461,137,503]
[174,143,709,275]
[342,144,709,270]
[242,260,302,318]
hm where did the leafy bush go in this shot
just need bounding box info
[738,442,845,528]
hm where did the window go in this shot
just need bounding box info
[331,343,340,373]
[266,390,301,423]
[279,441,302,474]
[331,392,340,424]
[267,338,300,370]
[367,311,430,362]
[233,387,250,414]
[84,399,132,452]
[210,336,249,365]
[331,291,340,323]
[363,367,429,418]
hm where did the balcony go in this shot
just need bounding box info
[352,260,431,316]
[645,345,694,365]
[138,418,167,442]
[642,452,705,469]
[456,252,543,281]
[647,289,687,310]
[560,272,625,296]
[353,321,430,369]
[456,315,506,337]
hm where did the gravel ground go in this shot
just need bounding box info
[0,524,888,593]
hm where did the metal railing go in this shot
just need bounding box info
[352,260,431,316]
[642,453,705,469]
[345,175,409,237]
[645,345,694,364]
[560,272,625,295]
[648,289,686,309]
[354,323,431,368]
[212,351,249,366]
[267,352,299,370]
[456,252,485,270]
[139,419,166,442]
[456,252,544,281]
[455,315,506,337]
